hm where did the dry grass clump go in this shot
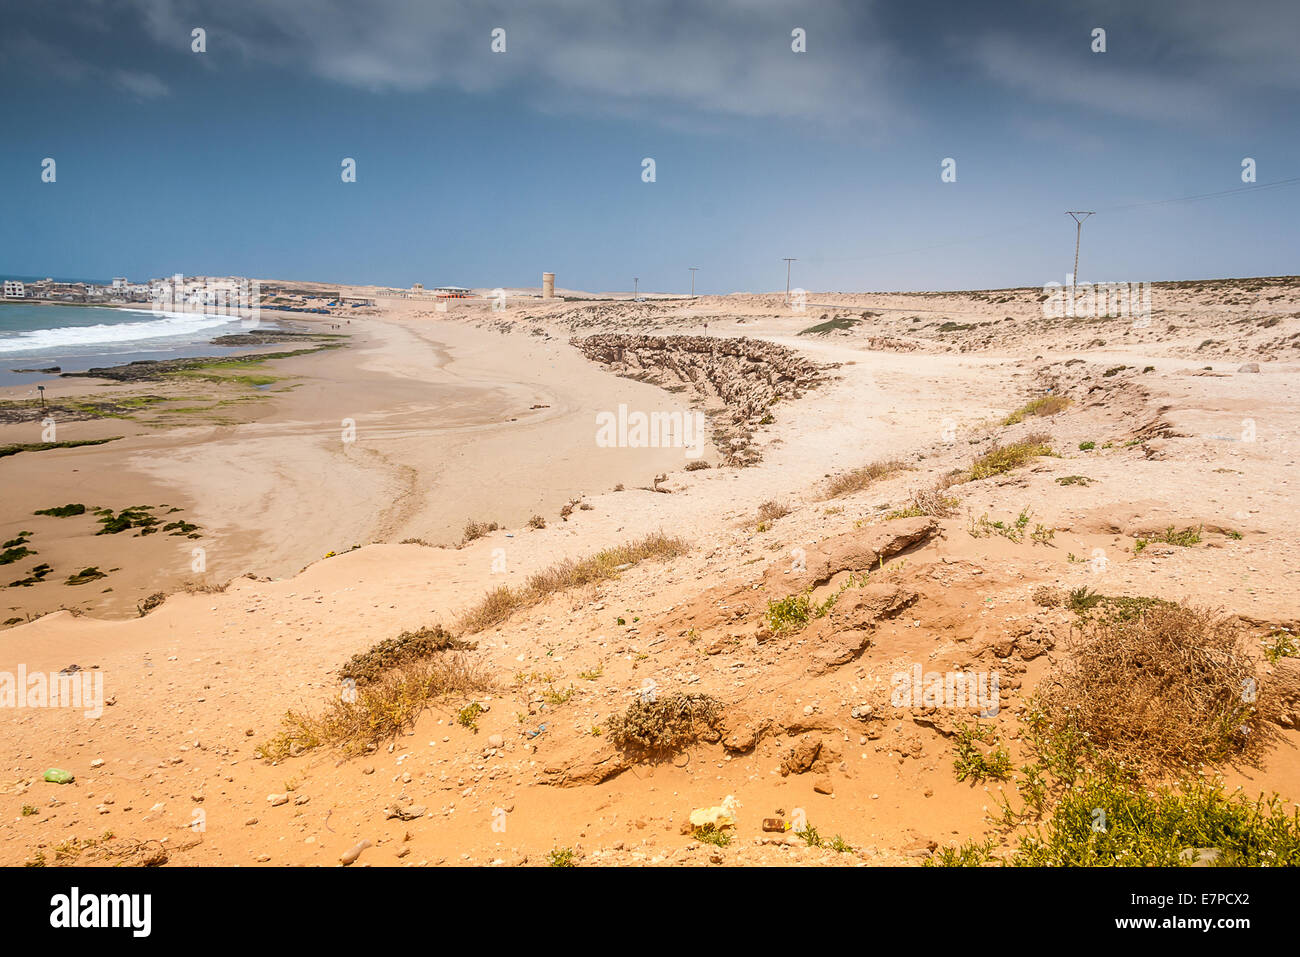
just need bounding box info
[1036,602,1276,771]
[458,532,689,633]
[179,580,227,594]
[966,434,1053,481]
[338,624,473,685]
[824,457,907,499]
[27,835,168,868]
[605,692,722,758]
[886,484,961,519]
[1002,394,1072,426]
[136,592,166,615]
[527,513,547,529]
[259,654,488,759]
[462,520,499,543]
[683,460,711,471]
[756,500,791,523]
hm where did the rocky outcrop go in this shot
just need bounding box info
[572,334,830,465]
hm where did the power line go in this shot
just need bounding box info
[799,174,1300,266]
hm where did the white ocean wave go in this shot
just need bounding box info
[0,310,239,355]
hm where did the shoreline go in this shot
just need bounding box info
[0,309,718,621]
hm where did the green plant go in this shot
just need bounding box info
[694,824,732,847]
[1078,441,1095,451]
[542,684,575,705]
[458,701,485,730]
[33,504,86,517]
[966,438,1053,481]
[1263,630,1299,664]
[1002,395,1071,426]
[797,825,824,848]
[1013,773,1300,867]
[927,837,997,867]
[548,847,577,867]
[968,508,1032,543]
[953,723,1013,783]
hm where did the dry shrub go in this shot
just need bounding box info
[824,458,907,499]
[137,592,166,615]
[606,692,722,758]
[889,484,960,519]
[338,624,473,685]
[260,654,488,759]
[179,580,227,594]
[527,514,547,529]
[1037,603,1276,771]
[684,460,711,471]
[458,532,689,633]
[458,585,525,633]
[1032,585,1062,607]
[756,499,791,523]
[462,520,499,543]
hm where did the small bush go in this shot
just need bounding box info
[548,847,577,867]
[339,625,472,685]
[34,504,86,517]
[1036,602,1274,771]
[605,692,722,758]
[462,520,499,543]
[527,514,547,529]
[1032,585,1062,607]
[458,701,485,731]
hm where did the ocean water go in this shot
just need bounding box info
[0,304,281,387]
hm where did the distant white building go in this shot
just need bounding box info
[3,280,25,298]
[111,277,129,291]
[433,286,472,298]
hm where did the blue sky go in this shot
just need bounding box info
[1,0,1296,293]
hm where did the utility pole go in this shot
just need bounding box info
[1065,212,1094,289]
[689,267,698,295]
[782,258,796,303]
[633,277,639,298]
